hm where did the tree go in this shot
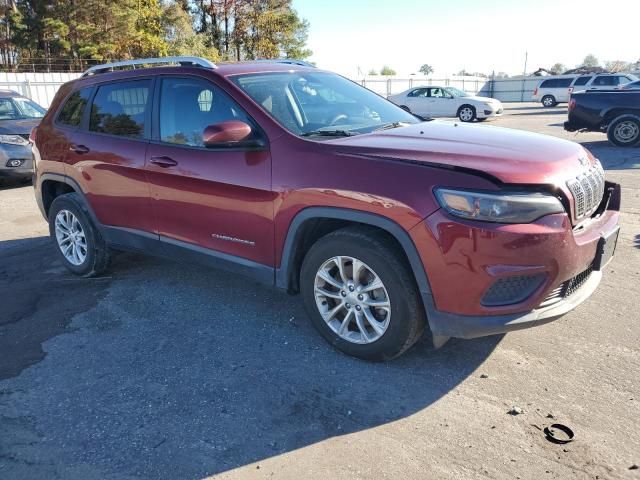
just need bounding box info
[380,65,396,76]
[581,54,599,68]
[457,69,469,76]
[550,63,566,74]
[418,64,433,75]
[162,2,219,60]
[367,68,377,76]
[605,60,631,72]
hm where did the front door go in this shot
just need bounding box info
[145,75,275,267]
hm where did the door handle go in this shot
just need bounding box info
[69,144,90,154]
[149,156,178,168]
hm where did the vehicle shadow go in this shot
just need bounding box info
[581,140,640,170]
[635,234,640,249]
[0,177,31,191]
[508,110,568,116]
[0,236,502,479]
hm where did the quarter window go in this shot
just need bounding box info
[89,80,150,138]
[57,88,92,126]
[592,76,616,86]
[159,77,253,147]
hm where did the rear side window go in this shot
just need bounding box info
[573,76,591,86]
[592,76,617,86]
[89,80,151,138]
[57,88,92,127]
[541,78,572,88]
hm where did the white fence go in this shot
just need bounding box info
[0,72,81,107]
[0,71,549,107]
[359,76,544,102]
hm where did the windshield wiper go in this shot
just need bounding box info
[373,121,411,131]
[300,129,356,137]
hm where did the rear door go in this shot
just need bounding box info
[145,74,274,267]
[64,78,156,234]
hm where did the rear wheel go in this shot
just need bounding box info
[48,193,110,277]
[607,115,640,147]
[300,227,426,361]
[541,95,557,107]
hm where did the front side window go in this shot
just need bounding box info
[232,71,419,137]
[408,88,428,97]
[57,88,92,126]
[159,77,253,147]
[89,80,150,138]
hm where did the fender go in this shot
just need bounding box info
[276,207,433,298]
[37,173,100,226]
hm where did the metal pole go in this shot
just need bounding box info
[521,51,528,102]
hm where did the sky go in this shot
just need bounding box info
[291,0,640,78]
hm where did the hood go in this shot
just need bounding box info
[0,118,41,135]
[330,121,591,185]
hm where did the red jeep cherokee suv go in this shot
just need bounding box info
[32,57,621,360]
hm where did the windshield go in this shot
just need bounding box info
[231,71,419,137]
[0,97,46,120]
[444,87,469,98]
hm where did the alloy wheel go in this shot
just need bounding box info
[54,209,88,266]
[313,256,391,344]
[459,107,474,121]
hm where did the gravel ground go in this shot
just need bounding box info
[1,103,639,480]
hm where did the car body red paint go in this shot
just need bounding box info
[33,61,620,344]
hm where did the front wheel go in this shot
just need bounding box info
[458,105,476,122]
[607,115,640,147]
[300,226,426,361]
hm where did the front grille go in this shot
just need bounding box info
[481,273,545,307]
[566,163,605,220]
[538,266,593,308]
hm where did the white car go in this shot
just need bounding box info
[532,73,639,107]
[387,86,504,122]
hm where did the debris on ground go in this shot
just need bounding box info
[544,424,575,444]
[629,464,639,470]
[480,373,489,378]
[508,406,524,415]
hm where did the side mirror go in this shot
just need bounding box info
[203,120,253,147]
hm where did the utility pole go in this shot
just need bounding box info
[521,51,528,101]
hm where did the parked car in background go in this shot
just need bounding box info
[0,90,46,183]
[532,76,577,107]
[534,74,638,107]
[33,57,620,360]
[565,90,640,146]
[387,86,503,122]
[620,80,640,90]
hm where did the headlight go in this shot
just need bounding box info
[434,188,564,223]
[0,134,29,146]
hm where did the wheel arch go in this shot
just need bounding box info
[276,207,432,299]
[38,173,99,225]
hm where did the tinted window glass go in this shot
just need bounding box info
[89,80,150,138]
[57,88,92,126]
[541,78,572,88]
[0,98,19,120]
[593,76,616,86]
[408,88,428,97]
[573,76,591,86]
[159,77,252,147]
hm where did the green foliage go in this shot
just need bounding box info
[419,64,433,75]
[367,68,378,76]
[380,65,396,76]
[581,54,599,68]
[0,0,311,71]
[550,63,566,74]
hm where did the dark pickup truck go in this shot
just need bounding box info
[565,90,640,147]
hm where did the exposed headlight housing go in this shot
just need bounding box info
[434,188,564,223]
[0,134,29,146]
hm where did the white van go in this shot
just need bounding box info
[533,73,639,107]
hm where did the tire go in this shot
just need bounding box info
[300,226,426,361]
[48,192,110,277]
[476,118,488,122]
[400,105,411,113]
[541,95,557,108]
[457,105,476,122]
[606,115,640,147]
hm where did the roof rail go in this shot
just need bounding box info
[252,59,316,68]
[81,56,217,77]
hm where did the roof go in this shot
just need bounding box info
[0,89,21,98]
